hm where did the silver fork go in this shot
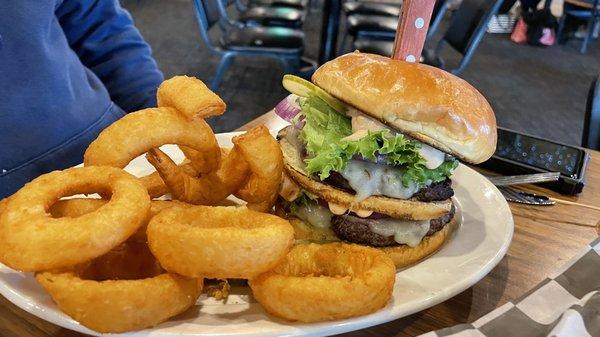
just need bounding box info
[485,172,560,186]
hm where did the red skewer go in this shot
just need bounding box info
[392,0,436,62]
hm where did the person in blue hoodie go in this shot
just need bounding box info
[0,1,164,198]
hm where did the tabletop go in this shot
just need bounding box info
[1,111,598,337]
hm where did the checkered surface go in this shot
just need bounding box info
[422,237,600,337]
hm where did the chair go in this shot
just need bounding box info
[343,1,402,17]
[236,6,305,28]
[557,0,600,53]
[225,0,305,28]
[582,75,600,150]
[344,0,449,52]
[354,0,503,75]
[192,0,315,90]
[239,0,308,10]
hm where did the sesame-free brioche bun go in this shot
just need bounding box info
[279,127,453,220]
[312,52,497,164]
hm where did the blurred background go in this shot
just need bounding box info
[121,0,600,147]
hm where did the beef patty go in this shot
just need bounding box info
[324,172,453,202]
[330,205,456,247]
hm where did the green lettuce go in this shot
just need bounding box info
[293,94,458,187]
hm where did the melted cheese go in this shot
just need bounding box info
[368,220,430,247]
[419,143,445,169]
[340,160,420,201]
[294,202,332,229]
[350,113,389,133]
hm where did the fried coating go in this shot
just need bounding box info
[233,125,283,204]
[157,75,226,120]
[36,241,202,333]
[49,198,193,243]
[83,107,221,193]
[249,243,396,322]
[0,167,150,272]
[147,206,294,279]
[146,147,249,205]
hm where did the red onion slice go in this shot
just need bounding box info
[274,94,301,122]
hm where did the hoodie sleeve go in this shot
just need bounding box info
[55,0,164,112]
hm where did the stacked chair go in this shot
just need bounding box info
[238,0,309,9]
[192,0,315,90]
[342,0,448,52]
[230,0,306,28]
[351,0,503,75]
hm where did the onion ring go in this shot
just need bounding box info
[0,197,8,216]
[49,198,192,243]
[140,160,199,198]
[233,125,283,210]
[157,75,226,120]
[36,241,202,333]
[0,166,150,271]
[146,147,249,205]
[245,194,278,213]
[178,145,220,173]
[249,242,396,322]
[83,107,221,193]
[147,205,294,278]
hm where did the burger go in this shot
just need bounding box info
[273,52,497,268]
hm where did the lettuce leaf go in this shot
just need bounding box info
[294,95,458,186]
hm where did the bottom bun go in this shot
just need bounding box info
[282,211,455,268]
[380,222,453,268]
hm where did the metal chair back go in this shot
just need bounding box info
[583,75,600,150]
[438,0,503,74]
[192,0,310,90]
[558,0,600,53]
[427,0,450,39]
[192,0,223,49]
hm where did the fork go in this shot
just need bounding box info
[485,172,560,186]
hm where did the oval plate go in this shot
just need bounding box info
[0,131,513,337]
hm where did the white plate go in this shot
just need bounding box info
[0,131,514,337]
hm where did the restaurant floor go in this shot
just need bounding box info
[123,0,600,146]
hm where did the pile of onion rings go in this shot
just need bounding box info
[0,75,396,333]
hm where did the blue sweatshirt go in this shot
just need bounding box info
[0,1,163,198]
